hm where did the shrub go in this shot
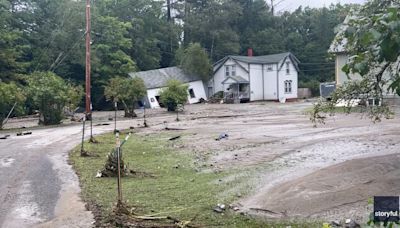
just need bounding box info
[159,80,188,111]
[0,82,25,128]
[27,71,82,125]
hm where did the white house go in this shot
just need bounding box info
[209,51,299,102]
[129,66,207,109]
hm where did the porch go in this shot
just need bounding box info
[222,76,250,103]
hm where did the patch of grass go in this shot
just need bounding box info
[70,131,321,227]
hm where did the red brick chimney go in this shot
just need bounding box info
[247,48,253,57]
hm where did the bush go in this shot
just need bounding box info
[159,80,188,111]
[0,82,26,128]
[104,77,147,117]
[27,71,82,125]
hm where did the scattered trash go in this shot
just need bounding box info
[331,220,341,227]
[229,204,240,211]
[344,219,360,228]
[213,204,226,213]
[0,135,10,140]
[169,136,181,141]
[216,133,229,141]
[96,171,102,178]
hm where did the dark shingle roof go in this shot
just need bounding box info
[128,66,201,89]
[214,52,300,73]
[229,52,293,64]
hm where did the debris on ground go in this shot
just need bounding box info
[215,133,229,141]
[169,136,181,141]
[0,135,10,140]
[330,220,341,227]
[344,219,360,228]
[99,148,131,177]
[213,204,226,213]
[229,204,240,211]
[89,137,99,144]
[96,171,102,178]
[165,127,186,131]
[95,123,110,126]
[16,131,32,136]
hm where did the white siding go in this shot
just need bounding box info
[249,64,263,101]
[263,64,278,100]
[146,80,206,109]
[210,55,299,101]
[210,59,249,96]
[187,80,207,104]
[147,88,163,109]
[277,59,298,100]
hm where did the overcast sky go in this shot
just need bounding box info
[275,0,367,12]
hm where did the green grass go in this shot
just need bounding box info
[70,131,321,227]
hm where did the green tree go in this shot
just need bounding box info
[104,77,146,117]
[311,0,400,124]
[159,79,188,112]
[27,71,82,125]
[91,15,136,108]
[0,82,26,128]
[0,0,28,82]
[178,43,212,81]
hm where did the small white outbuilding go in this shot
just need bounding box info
[129,66,207,109]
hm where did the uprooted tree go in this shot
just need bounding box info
[104,77,147,118]
[159,79,189,112]
[0,82,26,129]
[311,0,400,125]
[26,71,83,125]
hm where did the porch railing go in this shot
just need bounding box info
[224,92,250,103]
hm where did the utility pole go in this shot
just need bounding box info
[85,0,92,120]
[166,0,171,22]
[271,0,274,16]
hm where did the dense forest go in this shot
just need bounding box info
[0,0,355,110]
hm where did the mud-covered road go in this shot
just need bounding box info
[1,101,399,226]
[0,116,141,227]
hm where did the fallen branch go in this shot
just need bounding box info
[169,136,181,141]
[165,127,186,131]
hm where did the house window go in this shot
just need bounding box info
[189,88,196,98]
[224,65,236,77]
[286,62,290,74]
[225,66,230,76]
[284,80,292,93]
[266,64,273,71]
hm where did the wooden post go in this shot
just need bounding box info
[85,0,92,120]
[114,102,117,133]
[116,133,122,204]
[80,116,86,156]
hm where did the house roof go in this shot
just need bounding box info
[222,75,249,84]
[128,66,201,89]
[329,16,355,54]
[214,52,300,73]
